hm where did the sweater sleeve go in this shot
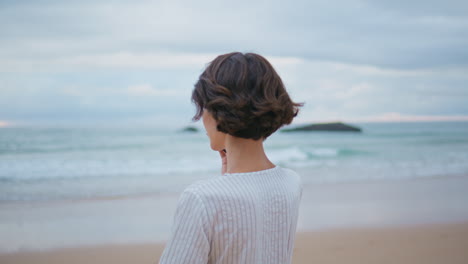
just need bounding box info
[159,188,210,264]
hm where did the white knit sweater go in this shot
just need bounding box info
[159,165,303,264]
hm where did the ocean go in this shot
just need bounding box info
[1,121,468,202]
[1,121,468,252]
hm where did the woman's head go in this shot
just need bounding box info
[192,52,303,143]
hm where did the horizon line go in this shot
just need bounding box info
[1,114,468,128]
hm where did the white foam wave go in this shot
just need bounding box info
[309,147,339,157]
[268,147,309,164]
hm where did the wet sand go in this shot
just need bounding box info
[2,174,468,263]
[1,220,467,264]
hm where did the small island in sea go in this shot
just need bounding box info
[180,126,199,132]
[281,122,362,132]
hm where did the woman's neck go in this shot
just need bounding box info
[224,135,275,174]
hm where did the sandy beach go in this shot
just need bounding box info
[2,174,468,263]
[1,220,467,264]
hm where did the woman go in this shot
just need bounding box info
[159,52,303,264]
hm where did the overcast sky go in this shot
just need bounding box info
[1,0,468,127]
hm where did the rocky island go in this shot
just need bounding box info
[180,126,199,132]
[281,122,362,132]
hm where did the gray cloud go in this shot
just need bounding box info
[1,0,467,68]
[0,0,467,125]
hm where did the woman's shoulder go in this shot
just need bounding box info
[181,176,223,196]
[183,166,301,194]
[279,166,302,184]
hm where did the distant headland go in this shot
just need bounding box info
[179,122,362,133]
[281,122,362,132]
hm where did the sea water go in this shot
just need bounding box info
[1,121,468,202]
[1,121,468,252]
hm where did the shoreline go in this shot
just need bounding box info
[1,220,467,264]
[1,173,468,253]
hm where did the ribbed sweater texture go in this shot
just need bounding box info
[159,165,303,264]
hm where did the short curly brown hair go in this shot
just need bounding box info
[191,52,303,140]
